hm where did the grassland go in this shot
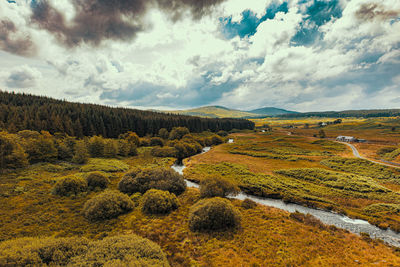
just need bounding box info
[185,131,400,231]
[2,138,400,265]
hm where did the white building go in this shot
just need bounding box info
[336,136,357,142]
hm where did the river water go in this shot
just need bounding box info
[171,141,400,247]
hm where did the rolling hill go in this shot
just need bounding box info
[247,107,299,116]
[166,106,298,118]
[166,106,259,118]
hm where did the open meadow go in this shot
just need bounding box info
[2,128,400,265]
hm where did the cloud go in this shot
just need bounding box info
[0,19,36,56]
[31,0,226,47]
[0,0,399,112]
[355,3,400,21]
[5,65,42,88]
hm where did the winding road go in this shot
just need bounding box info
[339,142,400,169]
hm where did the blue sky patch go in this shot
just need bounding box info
[292,0,343,46]
[220,1,288,39]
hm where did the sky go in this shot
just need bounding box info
[0,0,399,112]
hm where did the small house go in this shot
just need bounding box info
[336,136,357,142]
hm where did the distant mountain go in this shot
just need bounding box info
[247,107,299,116]
[166,106,298,118]
[166,106,259,118]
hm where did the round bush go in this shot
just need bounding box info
[118,168,186,195]
[83,190,134,221]
[0,235,169,266]
[70,234,170,266]
[141,189,179,215]
[53,176,88,196]
[200,177,240,198]
[86,172,110,190]
[241,198,257,209]
[189,197,241,232]
[0,236,89,266]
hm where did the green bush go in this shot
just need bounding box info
[188,197,241,232]
[0,234,169,266]
[0,131,28,170]
[217,130,228,137]
[72,140,90,164]
[0,236,89,266]
[70,234,170,266]
[169,127,190,140]
[151,146,178,157]
[241,198,257,209]
[53,176,88,196]
[86,172,110,190]
[118,168,186,195]
[141,189,179,214]
[83,190,134,221]
[150,137,164,147]
[87,136,105,157]
[199,176,240,198]
[130,192,142,206]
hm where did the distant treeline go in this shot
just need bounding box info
[0,91,254,137]
[280,109,400,118]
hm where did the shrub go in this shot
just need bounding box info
[199,176,240,198]
[169,127,190,140]
[88,136,105,157]
[139,137,151,147]
[150,137,164,147]
[188,197,241,232]
[0,235,169,266]
[217,130,228,137]
[205,135,224,146]
[118,168,142,194]
[141,189,179,214]
[0,131,28,170]
[53,176,88,196]
[130,192,142,206]
[72,140,90,164]
[25,135,58,163]
[70,234,170,266]
[241,198,257,209]
[117,139,137,157]
[83,190,134,221]
[0,236,89,266]
[118,168,186,195]
[151,146,178,157]
[103,139,119,158]
[119,131,140,147]
[86,172,110,190]
[158,128,169,139]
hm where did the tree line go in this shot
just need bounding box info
[280,109,400,118]
[0,91,254,137]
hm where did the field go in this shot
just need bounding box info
[185,131,400,231]
[3,132,400,265]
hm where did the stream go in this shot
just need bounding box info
[171,139,400,248]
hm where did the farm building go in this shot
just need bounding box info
[336,136,357,142]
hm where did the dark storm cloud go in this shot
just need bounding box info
[355,3,400,21]
[0,19,36,56]
[31,0,225,47]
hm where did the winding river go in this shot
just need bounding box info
[171,138,400,247]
